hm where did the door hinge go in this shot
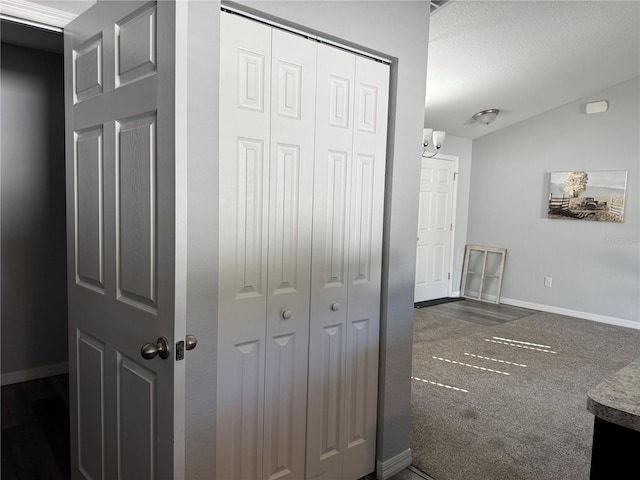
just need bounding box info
[448,272,451,280]
[451,223,453,231]
[176,341,185,361]
[454,172,458,180]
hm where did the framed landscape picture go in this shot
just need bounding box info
[548,170,628,222]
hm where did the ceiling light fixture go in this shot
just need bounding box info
[422,128,446,158]
[472,108,500,126]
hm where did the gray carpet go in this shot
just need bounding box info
[410,309,640,480]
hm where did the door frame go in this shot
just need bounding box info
[416,152,459,299]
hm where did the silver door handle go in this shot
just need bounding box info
[281,309,293,320]
[331,302,340,312]
[141,337,170,360]
[186,334,198,351]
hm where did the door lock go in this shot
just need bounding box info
[176,334,198,361]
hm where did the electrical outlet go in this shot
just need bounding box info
[544,276,553,288]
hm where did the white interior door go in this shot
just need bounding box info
[218,12,389,480]
[65,2,186,478]
[306,44,389,480]
[414,156,456,302]
[217,13,318,480]
[342,55,388,480]
[306,43,355,480]
[263,28,317,480]
[217,13,271,480]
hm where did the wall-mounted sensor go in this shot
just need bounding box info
[585,100,609,114]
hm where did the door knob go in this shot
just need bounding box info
[281,309,293,320]
[141,337,170,360]
[185,334,198,351]
[331,302,340,312]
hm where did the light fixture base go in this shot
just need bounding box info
[422,146,441,159]
[472,108,500,125]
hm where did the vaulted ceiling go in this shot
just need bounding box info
[425,1,640,139]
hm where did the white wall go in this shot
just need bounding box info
[468,77,640,326]
[185,2,220,477]
[1,42,68,380]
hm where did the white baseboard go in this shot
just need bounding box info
[500,297,640,330]
[376,448,412,480]
[1,362,69,386]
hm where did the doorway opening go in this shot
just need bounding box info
[414,154,458,303]
[1,19,69,479]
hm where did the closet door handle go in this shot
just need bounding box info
[281,309,293,320]
[331,302,340,312]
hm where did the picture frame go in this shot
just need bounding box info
[547,170,628,222]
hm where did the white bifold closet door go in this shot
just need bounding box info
[217,11,389,480]
[218,13,316,480]
[306,45,389,480]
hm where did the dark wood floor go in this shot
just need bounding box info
[416,298,537,326]
[1,374,70,480]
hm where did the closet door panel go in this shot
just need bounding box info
[218,13,272,480]
[343,57,389,480]
[307,44,355,480]
[263,30,317,480]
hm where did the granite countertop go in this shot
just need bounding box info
[587,357,640,432]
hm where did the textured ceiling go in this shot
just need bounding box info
[425,1,640,139]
